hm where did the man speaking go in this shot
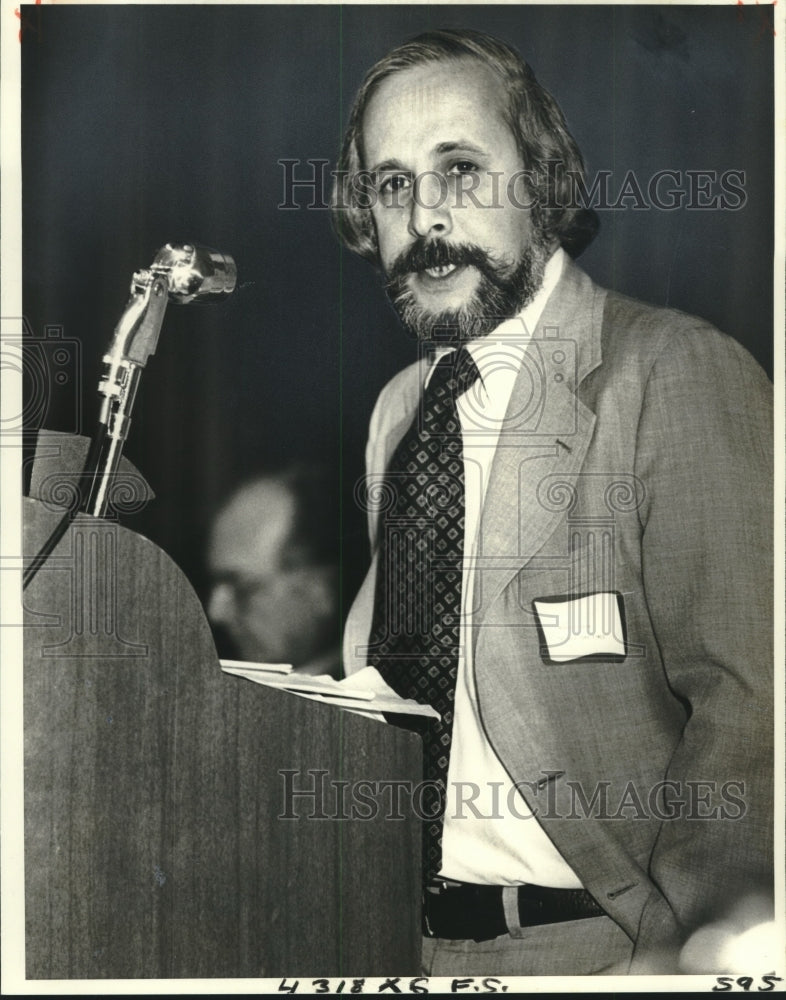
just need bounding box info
[332,29,773,975]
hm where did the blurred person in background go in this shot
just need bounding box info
[206,464,342,677]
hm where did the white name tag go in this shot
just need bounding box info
[533,592,626,663]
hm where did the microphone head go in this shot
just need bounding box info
[152,243,237,304]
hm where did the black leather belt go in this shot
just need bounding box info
[422,880,606,942]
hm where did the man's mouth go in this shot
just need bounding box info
[423,264,458,279]
[387,240,490,289]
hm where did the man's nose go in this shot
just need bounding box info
[207,582,234,626]
[408,171,452,239]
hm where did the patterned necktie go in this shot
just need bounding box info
[367,346,481,879]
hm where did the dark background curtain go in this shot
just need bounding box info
[21,3,774,618]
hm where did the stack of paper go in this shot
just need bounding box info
[220,661,439,720]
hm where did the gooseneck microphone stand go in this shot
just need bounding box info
[23,243,236,590]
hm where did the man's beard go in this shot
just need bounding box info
[383,232,552,343]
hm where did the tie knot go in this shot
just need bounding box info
[429,347,481,400]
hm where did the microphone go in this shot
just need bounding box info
[151,243,237,304]
[91,242,237,509]
[96,240,236,449]
[24,242,237,589]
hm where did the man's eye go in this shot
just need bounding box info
[447,161,479,176]
[378,173,411,194]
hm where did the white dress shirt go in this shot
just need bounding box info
[434,247,583,887]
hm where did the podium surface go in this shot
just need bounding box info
[23,493,422,979]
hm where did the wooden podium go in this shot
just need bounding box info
[22,434,422,979]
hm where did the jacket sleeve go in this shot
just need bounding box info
[632,325,773,957]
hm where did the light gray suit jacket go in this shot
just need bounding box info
[343,259,773,967]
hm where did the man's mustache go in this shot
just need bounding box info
[385,239,504,286]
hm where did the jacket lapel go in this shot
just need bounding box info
[368,260,606,622]
[472,259,606,631]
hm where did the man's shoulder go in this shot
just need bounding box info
[603,286,716,341]
[595,282,769,387]
[551,258,766,389]
[365,357,427,448]
[375,356,426,402]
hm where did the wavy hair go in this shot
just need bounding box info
[330,28,597,262]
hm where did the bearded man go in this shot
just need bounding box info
[332,28,773,976]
